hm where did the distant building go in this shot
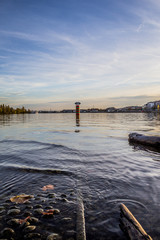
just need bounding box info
[106,107,116,113]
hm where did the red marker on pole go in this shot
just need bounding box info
[75,102,81,116]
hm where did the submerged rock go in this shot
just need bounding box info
[7,218,20,227]
[7,209,20,216]
[47,233,62,240]
[1,227,15,238]
[23,225,36,233]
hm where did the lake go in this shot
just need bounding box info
[0,113,160,239]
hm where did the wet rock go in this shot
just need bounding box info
[0,206,5,211]
[28,217,39,224]
[24,232,41,239]
[2,203,9,207]
[48,194,55,199]
[35,204,43,209]
[25,205,33,210]
[9,205,20,210]
[0,210,5,215]
[66,230,76,237]
[23,225,36,233]
[23,211,32,217]
[53,209,60,214]
[24,200,31,205]
[35,197,41,201]
[34,208,43,215]
[1,228,15,238]
[61,198,68,202]
[20,221,30,229]
[45,205,53,209]
[62,217,72,222]
[47,233,62,240]
[61,194,67,198]
[7,209,20,216]
[7,218,20,227]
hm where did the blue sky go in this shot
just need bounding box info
[0,0,160,110]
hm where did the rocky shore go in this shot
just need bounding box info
[0,189,77,240]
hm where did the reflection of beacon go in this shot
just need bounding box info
[75,102,81,116]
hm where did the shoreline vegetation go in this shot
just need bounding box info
[0,100,160,114]
[0,104,31,114]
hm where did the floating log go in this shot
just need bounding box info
[129,133,160,149]
[120,203,152,240]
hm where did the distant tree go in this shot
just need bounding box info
[0,104,31,114]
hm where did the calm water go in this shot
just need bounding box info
[0,113,160,239]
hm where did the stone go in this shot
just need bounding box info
[7,218,20,227]
[62,217,72,222]
[23,225,36,233]
[28,217,39,224]
[61,194,67,198]
[0,206,5,211]
[20,221,30,229]
[7,209,20,216]
[0,210,5,215]
[34,208,43,215]
[66,230,76,237]
[53,209,60,214]
[35,204,43,209]
[48,193,55,198]
[45,205,53,209]
[1,228,15,238]
[25,205,33,210]
[23,211,32,217]
[47,233,62,240]
[24,232,41,239]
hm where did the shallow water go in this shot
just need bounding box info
[0,113,160,239]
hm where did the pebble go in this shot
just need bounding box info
[9,205,20,210]
[0,210,5,215]
[45,205,53,209]
[34,208,43,215]
[24,232,41,239]
[1,228,15,238]
[61,194,67,198]
[61,198,68,202]
[0,206,5,211]
[20,221,30,229]
[66,230,76,237]
[7,218,20,227]
[25,205,33,210]
[35,204,43,209]
[54,209,60,214]
[47,233,61,240]
[62,217,72,222]
[23,211,32,217]
[23,225,36,233]
[48,193,55,198]
[28,217,39,224]
[7,209,20,216]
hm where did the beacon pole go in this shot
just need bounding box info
[75,102,81,127]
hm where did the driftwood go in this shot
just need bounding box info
[120,203,152,240]
[129,133,160,149]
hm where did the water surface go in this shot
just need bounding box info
[0,113,160,239]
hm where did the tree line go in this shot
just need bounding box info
[0,104,31,114]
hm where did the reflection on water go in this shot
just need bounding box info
[0,113,160,239]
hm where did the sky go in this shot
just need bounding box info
[0,0,160,110]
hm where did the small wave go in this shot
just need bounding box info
[105,199,148,210]
[1,164,74,176]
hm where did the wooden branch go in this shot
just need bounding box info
[120,203,152,240]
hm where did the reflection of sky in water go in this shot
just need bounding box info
[0,113,159,239]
